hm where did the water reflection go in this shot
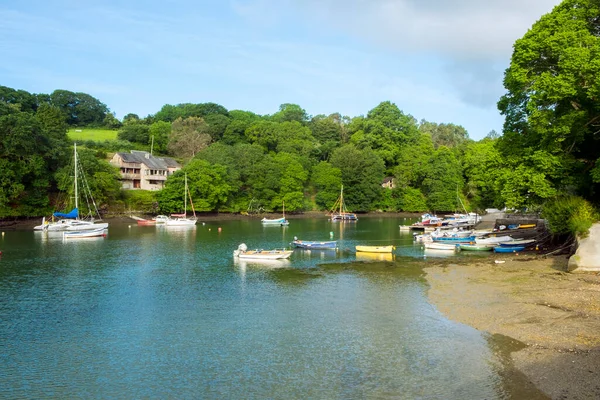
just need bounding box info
[356,252,395,262]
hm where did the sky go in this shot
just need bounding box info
[0,0,562,140]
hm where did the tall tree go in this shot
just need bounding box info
[168,117,212,158]
[497,0,600,202]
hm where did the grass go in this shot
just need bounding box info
[68,128,118,142]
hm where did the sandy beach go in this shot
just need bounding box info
[424,254,600,399]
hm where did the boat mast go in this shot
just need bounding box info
[74,143,78,211]
[283,200,285,219]
[184,173,188,216]
[340,185,343,215]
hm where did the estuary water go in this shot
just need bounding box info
[0,216,544,399]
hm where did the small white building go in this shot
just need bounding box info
[110,150,181,190]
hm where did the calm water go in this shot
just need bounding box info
[0,216,543,399]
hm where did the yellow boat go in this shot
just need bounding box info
[355,245,395,253]
[518,224,536,229]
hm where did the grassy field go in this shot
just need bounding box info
[68,128,118,142]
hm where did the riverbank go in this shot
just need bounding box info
[1,211,421,230]
[423,255,600,399]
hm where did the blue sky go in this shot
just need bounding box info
[1,0,561,140]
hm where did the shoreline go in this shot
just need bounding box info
[423,255,600,399]
[1,211,422,230]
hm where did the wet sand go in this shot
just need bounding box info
[424,255,600,399]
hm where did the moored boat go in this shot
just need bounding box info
[34,144,109,232]
[459,243,493,251]
[431,235,475,243]
[499,239,536,247]
[292,238,337,250]
[165,173,197,226]
[424,242,459,251]
[355,245,394,253]
[330,185,358,222]
[233,243,293,260]
[475,235,513,245]
[63,227,107,239]
[493,245,525,253]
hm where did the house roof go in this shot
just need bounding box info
[117,151,181,170]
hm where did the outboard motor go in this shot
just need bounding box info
[233,243,248,257]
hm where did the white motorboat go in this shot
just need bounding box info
[233,243,293,260]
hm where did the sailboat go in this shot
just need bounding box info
[33,144,109,231]
[261,200,289,225]
[165,173,197,226]
[330,185,357,221]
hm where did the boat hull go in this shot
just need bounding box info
[424,242,459,251]
[235,250,293,260]
[459,244,493,251]
[355,245,394,253]
[261,218,288,225]
[63,228,107,239]
[293,240,337,250]
[493,246,525,253]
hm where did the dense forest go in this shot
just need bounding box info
[1,0,599,235]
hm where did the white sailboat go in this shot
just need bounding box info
[330,185,357,221]
[261,200,289,225]
[33,144,108,231]
[165,173,197,226]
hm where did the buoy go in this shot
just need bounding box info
[202,222,205,225]
[209,228,211,231]
[129,225,131,228]
[218,227,222,232]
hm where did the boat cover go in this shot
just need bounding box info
[53,208,78,219]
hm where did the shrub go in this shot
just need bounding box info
[122,190,159,214]
[541,195,598,237]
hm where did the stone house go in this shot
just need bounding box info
[110,150,181,190]
[382,177,395,189]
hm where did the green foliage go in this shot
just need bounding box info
[157,160,233,213]
[154,102,229,122]
[422,146,463,211]
[168,117,212,158]
[542,195,598,236]
[419,120,470,149]
[50,89,108,126]
[498,0,600,201]
[149,121,171,153]
[349,101,420,168]
[311,162,342,209]
[117,122,150,144]
[393,133,434,188]
[395,187,428,212]
[122,190,158,214]
[330,144,385,211]
[271,103,309,124]
[462,138,503,209]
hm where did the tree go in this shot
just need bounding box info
[271,103,308,124]
[419,120,470,149]
[349,101,420,168]
[393,133,434,188]
[497,0,600,202]
[117,122,150,144]
[422,146,463,212]
[148,121,171,154]
[168,117,212,158]
[103,112,122,129]
[311,161,342,209]
[50,90,108,126]
[330,144,385,211]
[156,160,233,212]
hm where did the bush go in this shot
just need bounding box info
[541,195,598,236]
[122,190,159,214]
